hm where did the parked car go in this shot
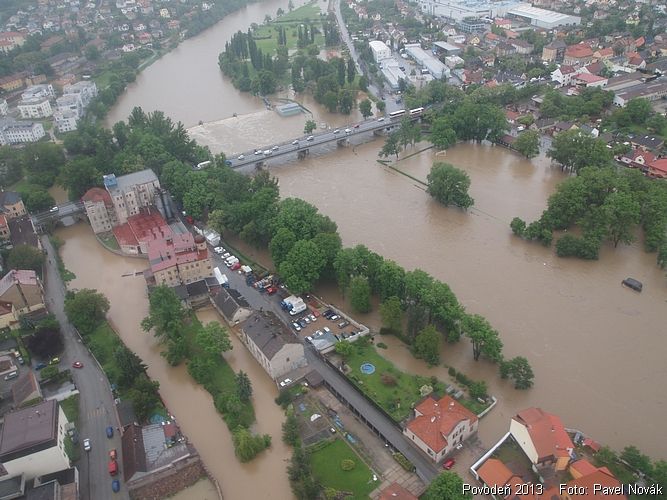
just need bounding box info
[323,327,331,334]
[329,427,337,434]
[377,117,385,121]
[4,371,18,381]
[338,320,350,328]
[306,135,314,141]
[108,460,118,476]
[17,356,24,365]
[272,145,279,151]
[49,206,59,213]
[72,361,83,369]
[297,318,307,328]
[49,357,60,365]
[354,124,360,128]
[214,247,224,254]
[35,362,47,370]
[106,426,114,438]
[222,253,231,259]
[83,438,92,451]
[443,458,455,470]
[303,316,311,324]
[308,314,317,322]
[230,262,241,271]
[333,129,340,134]
[109,449,117,460]
[279,378,292,387]
[292,140,299,145]
[344,128,351,134]
[266,286,278,295]
[292,322,301,332]
[237,154,245,160]
[330,314,340,321]
[254,149,261,155]
[112,479,120,493]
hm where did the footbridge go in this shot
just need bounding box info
[227,109,424,170]
[31,201,85,233]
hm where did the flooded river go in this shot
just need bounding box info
[56,224,293,499]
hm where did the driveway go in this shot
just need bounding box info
[41,236,129,500]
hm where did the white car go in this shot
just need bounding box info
[279,378,292,387]
[222,252,231,259]
[308,314,317,322]
[292,140,299,145]
[237,154,245,160]
[323,326,331,333]
[214,247,224,254]
[272,145,279,151]
[306,135,314,141]
[49,206,59,213]
[83,438,91,451]
[377,117,385,122]
[344,128,351,134]
[333,129,340,134]
[254,149,261,155]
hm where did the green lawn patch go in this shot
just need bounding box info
[86,321,124,383]
[310,439,376,499]
[98,232,120,251]
[274,2,322,23]
[253,3,325,54]
[459,397,489,415]
[343,342,447,422]
[61,394,80,424]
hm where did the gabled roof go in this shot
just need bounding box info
[81,186,112,206]
[565,43,593,58]
[242,311,298,361]
[378,482,418,500]
[512,408,573,461]
[570,458,598,477]
[477,458,517,488]
[213,287,250,322]
[565,469,625,498]
[0,191,22,207]
[0,270,39,298]
[121,423,147,481]
[406,395,477,453]
[574,73,608,83]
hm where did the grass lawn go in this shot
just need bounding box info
[344,343,447,422]
[253,2,325,54]
[86,322,124,383]
[98,232,120,251]
[61,394,80,424]
[310,439,376,499]
[274,2,322,22]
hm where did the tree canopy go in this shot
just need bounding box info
[64,289,110,336]
[427,162,474,209]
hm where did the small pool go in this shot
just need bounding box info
[360,363,376,375]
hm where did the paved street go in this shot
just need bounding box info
[41,236,129,500]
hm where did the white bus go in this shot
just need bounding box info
[389,109,406,119]
[409,107,424,116]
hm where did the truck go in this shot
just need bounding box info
[204,229,220,247]
[214,267,229,288]
[289,300,307,315]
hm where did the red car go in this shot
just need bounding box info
[230,262,241,271]
[443,458,456,470]
[266,286,277,295]
[108,460,118,476]
[72,361,83,369]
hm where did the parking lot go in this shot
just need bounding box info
[287,304,362,344]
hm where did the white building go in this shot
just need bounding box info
[507,5,581,28]
[18,98,53,119]
[81,187,116,234]
[404,43,449,79]
[240,311,307,380]
[0,99,8,116]
[62,81,98,107]
[0,120,46,145]
[369,40,392,63]
[381,59,408,90]
[54,109,79,133]
[0,399,70,481]
[56,94,83,118]
[419,0,527,22]
[103,169,161,224]
[21,84,55,101]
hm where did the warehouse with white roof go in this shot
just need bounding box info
[507,5,580,28]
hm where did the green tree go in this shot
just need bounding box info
[334,341,353,361]
[359,98,372,119]
[21,143,66,187]
[141,285,186,341]
[232,426,271,462]
[282,409,300,446]
[376,100,386,113]
[510,217,527,236]
[338,89,355,114]
[64,289,110,335]
[463,314,503,362]
[7,245,45,275]
[547,129,612,173]
[195,321,232,357]
[514,130,540,159]
[414,325,441,365]
[346,57,356,84]
[358,75,368,91]
[620,446,653,476]
[380,296,402,334]
[279,240,325,294]
[379,133,401,159]
[188,357,215,385]
[236,371,253,402]
[59,157,101,200]
[422,472,472,500]
[269,228,297,268]
[312,231,342,279]
[40,364,59,380]
[349,275,371,313]
[17,187,55,212]
[426,162,474,209]
[113,347,148,390]
[304,120,317,134]
[288,444,321,499]
[602,191,640,247]
[127,376,161,422]
[500,356,534,389]
[430,117,457,150]
[469,380,487,399]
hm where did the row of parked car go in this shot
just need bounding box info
[213,246,241,270]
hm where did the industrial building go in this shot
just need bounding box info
[381,60,408,90]
[404,43,449,79]
[507,5,581,28]
[369,40,392,63]
[418,0,526,22]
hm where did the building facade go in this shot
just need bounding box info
[82,187,116,234]
[103,170,161,224]
[0,269,46,317]
[240,311,307,380]
[0,400,70,481]
[146,233,212,287]
[0,191,26,219]
[18,99,53,119]
[0,121,46,145]
[62,81,98,107]
[403,395,478,462]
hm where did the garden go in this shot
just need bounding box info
[309,438,377,499]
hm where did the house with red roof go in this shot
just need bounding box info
[618,148,656,169]
[403,395,478,463]
[564,44,594,66]
[509,408,574,471]
[145,233,212,287]
[572,72,608,88]
[542,467,626,499]
[646,158,667,179]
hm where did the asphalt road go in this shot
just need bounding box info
[41,236,129,500]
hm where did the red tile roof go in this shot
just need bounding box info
[512,408,573,462]
[147,232,208,273]
[126,209,171,244]
[566,469,626,499]
[113,223,138,248]
[595,47,613,58]
[407,395,477,453]
[478,458,516,488]
[582,437,601,452]
[570,458,598,477]
[566,44,593,58]
[574,73,607,84]
[81,187,112,206]
[648,158,667,177]
[378,482,418,500]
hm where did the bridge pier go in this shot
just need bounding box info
[336,138,348,147]
[297,149,310,159]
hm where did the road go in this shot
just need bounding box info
[208,242,440,482]
[41,236,129,500]
[227,117,403,168]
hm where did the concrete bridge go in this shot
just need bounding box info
[31,201,85,233]
[227,112,423,170]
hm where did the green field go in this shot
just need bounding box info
[310,439,376,499]
[344,342,447,422]
[253,2,325,53]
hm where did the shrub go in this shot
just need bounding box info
[469,380,488,399]
[393,452,415,472]
[448,367,456,377]
[340,459,355,471]
[455,372,471,386]
[376,342,387,349]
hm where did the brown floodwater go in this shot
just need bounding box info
[56,224,293,500]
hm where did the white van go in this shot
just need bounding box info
[4,371,18,381]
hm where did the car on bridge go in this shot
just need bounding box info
[292,140,299,145]
[49,206,59,213]
[306,135,314,141]
[237,154,244,160]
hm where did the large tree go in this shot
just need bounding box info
[380,296,403,334]
[430,116,457,150]
[359,98,372,119]
[379,133,401,159]
[7,245,45,275]
[463,314,503,362]
[414,325,441,365]
[195,321,232,357]
[500,356,534,389]
[22,142,66,187]
[64,289,110,335]
[547,129,612,173]
[601,191,640,247]
[60,157,101,200]
[349,275,371,313]
[514,130,540,159]
[113,347,148,390]
[422,472,472,500]
[279,240,325,294]
[427,162,474,209]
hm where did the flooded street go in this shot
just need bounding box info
[56,224,293,499]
